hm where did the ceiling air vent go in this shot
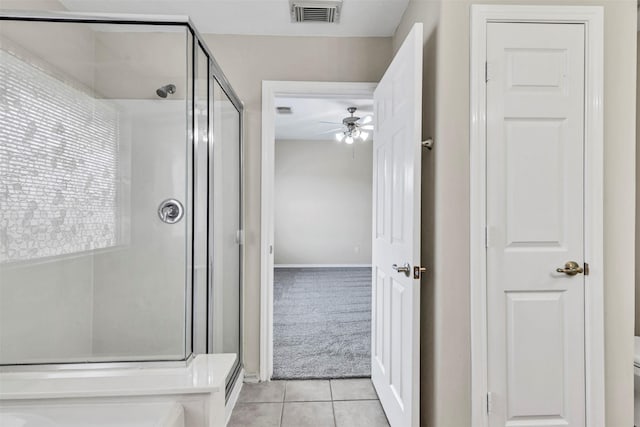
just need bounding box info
[290,0,342,23]
[276,106,293,114]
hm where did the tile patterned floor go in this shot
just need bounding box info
[229,379,390,427]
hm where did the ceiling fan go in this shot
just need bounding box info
[321,107,374,144]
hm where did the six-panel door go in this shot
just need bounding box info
[486,22,586,427]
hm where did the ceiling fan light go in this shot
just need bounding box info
[336,132,345,142]
[360,131,369,141]
[345,136,354,144]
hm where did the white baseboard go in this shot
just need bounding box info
[274,264,372,268]
[225,368,244,426]
[242,372,260,383]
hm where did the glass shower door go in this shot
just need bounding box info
[210,78,242,382]
[0,21,191,364]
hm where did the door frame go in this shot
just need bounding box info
[260,80,377,381]
[469,5,604,426]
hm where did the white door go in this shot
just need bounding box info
[486,23,586,426]
[371,23,422,427]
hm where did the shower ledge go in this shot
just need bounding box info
[0,354,236,400]
[0,354,237,427]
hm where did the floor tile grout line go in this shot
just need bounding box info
[280,381,287,427]
[330,379,337,427]
[238,398,380,404]
[232,381,391,427]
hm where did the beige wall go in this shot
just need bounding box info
[394,0,637,425]
[93,31,190,100]
[201,34,393,376]
[0,2,96,91]
[393,1,442,425]
[1,3,189,101]
[274,139,373,265]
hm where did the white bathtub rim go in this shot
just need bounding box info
[0,354,236,401]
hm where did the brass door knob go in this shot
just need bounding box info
[556,261,584,276]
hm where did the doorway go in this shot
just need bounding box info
[271,96,374,379]
[260,82,376,381]
[261,26,423,427]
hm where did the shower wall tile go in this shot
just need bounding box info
[0,49,121,264]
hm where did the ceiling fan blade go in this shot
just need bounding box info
[319,121,343,125]
[361,115,373,124]
[315,127,344,135]
[361,125,374,130]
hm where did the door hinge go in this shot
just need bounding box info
[413,266,427,279]
[269,245,273,255]
[584,262,590,276]
[486,392,492,414]
[485,226,489,248]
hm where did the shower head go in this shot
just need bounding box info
[156,84,176,98]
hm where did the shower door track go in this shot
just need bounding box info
[0,354,195,373]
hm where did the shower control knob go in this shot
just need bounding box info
[158,199,184,224]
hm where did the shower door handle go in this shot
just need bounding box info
[158,199,184,224]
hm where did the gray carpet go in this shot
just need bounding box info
[273,267,372,380]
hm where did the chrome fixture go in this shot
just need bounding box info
[392,263,411,277]
[158,199,184,224]
[156,84,176,98]
[335,107,373,144]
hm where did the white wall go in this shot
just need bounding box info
[394,0,637,425]
[91,100,187,360]
[202,34,393,376]
[274,139,372,266]
[0,257,95,364]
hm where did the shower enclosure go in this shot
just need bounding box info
[0,12,243,393]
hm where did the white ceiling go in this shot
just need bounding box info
[59,0,409,37]
[275,96,373,141]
